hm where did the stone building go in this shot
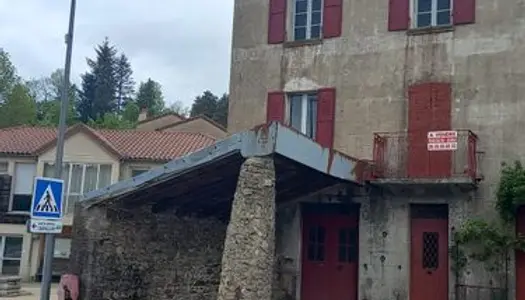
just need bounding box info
[69,0,525,299]
[226,0,525,299]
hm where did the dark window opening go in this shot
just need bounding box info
[422,232,439,269]
[338,228,358,263]
[307,225,325,261]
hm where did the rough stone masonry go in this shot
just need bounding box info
[217,156,276,300]
[68,155,277,300]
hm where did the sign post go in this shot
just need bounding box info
[427,130,458,151]
[39,1,76,299]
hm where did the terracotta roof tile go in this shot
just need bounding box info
[0,125,216,161]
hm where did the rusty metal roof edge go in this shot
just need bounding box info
[270,124,359,182]
[80,122,360,207]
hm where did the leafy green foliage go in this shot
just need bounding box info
[0,83,37,127]
[0,49,19,100]
[87,113,135,130]
[496,161,525,223]
[452,160,525,273]
[135,78,165,117]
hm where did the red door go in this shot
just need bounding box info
[410,217,449,300]
[516,207,525,299]
[301,213,358,300]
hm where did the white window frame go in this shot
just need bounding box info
[411,0,453,28]
[0,236,23,276]
[43,162,113,213]
[287,93,317,138]
[292,0,324,41]
[9,162,37,213]
[130,167,150,178]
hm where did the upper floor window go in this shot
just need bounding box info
[43,162,112,214]
[289,93,317,138]
[11,163,36,212]
[293,0,323,41]
[414,0,451,28]
[388,0,475,32]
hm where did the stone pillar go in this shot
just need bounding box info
[217,156,276,300]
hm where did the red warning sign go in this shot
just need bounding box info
[427,131,457,151]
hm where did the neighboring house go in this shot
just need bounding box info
[0,123,216,281]
[136,109,228,139]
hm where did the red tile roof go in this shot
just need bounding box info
[0,124,216,161]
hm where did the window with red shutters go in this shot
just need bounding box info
[388,0,410,31]
[388,0,475,31]
[268,0,287,44]
[323,0,343,38]
[267,92,286,123]
[316,88,336,148]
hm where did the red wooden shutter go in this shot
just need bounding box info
[323,0,343,38]
[316,88,336,148]
[268,0,287,44]
[267,91,285,123]
[388,0,410,31]
[454,0,475,25]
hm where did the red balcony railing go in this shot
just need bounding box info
[372,130,479,181]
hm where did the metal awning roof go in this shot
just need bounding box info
[81,122,365,214]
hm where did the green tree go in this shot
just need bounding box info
[115,54,134,112]
[214,93,228,127]
[165,100,190,117]
[190,91,228,127]
[77,72,96,122]
[78,38,118,121]
[88,113,134,130]
[0,49,19,103]
[135,78,165,116]
[0,83,37,127]
[28,69,78,126]
[122,101,140,123]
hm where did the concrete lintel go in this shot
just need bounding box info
[81,122,362,207]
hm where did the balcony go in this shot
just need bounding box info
[371,130,481,191]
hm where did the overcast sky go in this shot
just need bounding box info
[0,0,234,107]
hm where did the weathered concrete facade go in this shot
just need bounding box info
[228,0,524,299]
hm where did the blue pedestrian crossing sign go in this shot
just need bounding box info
[31,177,64,220]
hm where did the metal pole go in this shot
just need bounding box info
[39,0,76,299]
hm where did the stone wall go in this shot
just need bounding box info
[69,200,227,300]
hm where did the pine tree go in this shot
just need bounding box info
[0,49,19,103]
[77,73,96,122]
[115,54,134,112]
[190,90,218,118]
[82,38,118,120]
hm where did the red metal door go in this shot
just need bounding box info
[301,213,358,300]
[516,207,525,299]
[410,218,449,300]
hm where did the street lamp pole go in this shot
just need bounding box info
[39,0,76,299]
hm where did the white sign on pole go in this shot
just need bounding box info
[427,130,458,151]
[28,219,63,234]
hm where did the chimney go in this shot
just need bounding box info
[138,108,148,122]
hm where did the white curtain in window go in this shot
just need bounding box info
[98,165,112,188]
[14,163,36,195]
[53,238,71,258]
[69,164,83,194]
[84,164,98,192]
